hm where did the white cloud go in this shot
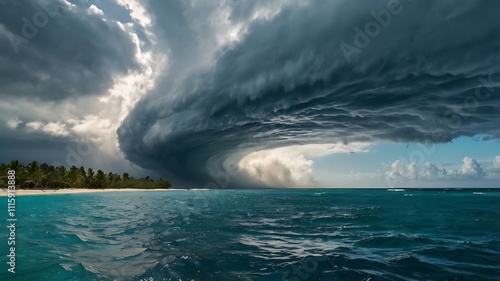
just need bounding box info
[88,5,104,16]
[27,121,69,137]
[488,156,500,178]
[42,122,69,137]
[239,151,315,187]
[26,121,43,130]
[6,118,22,129]
[420,162,448,178]
[459,157,485,177]
[115,0,152,27]
[61,0,77,9]
[385,157,488,183]
[238,143,371,187]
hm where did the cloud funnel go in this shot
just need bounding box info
[118,0,500,188]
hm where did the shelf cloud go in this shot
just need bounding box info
[1,0,499,187]
[118,0,500,187]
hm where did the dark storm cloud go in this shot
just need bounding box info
[118,0,500,187]
[0,0,139,100]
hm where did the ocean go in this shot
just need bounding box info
[1,189,499,281]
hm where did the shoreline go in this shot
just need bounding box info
[0,188,171,196]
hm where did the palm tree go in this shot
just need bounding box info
[87,168,94,188]
[6,160,25,185]
[94,170,106,188]
[8,160,23,172]
[27,161,39,173]
[41,164,55,189]
[0,163,7,173]
[66,166,80,188]
[79,167,87,188]
[0,163,8,186]
[2,160,172,189]
[49,166,69,189]
[106,172,121,187]
[156,178,172,189]
[26,168,45,188]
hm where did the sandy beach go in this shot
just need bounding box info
[0,188,171,196]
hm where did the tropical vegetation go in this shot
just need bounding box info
[0,160,171,189]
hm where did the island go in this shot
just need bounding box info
[0,160,171,192]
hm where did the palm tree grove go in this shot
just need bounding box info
[0,160,171,189]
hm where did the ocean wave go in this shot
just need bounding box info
[387,188,406,192]
[10,189,500,280]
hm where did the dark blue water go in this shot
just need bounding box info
[1,189,499,281]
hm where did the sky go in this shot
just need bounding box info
[0,0,499,188]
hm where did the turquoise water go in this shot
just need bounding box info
[1,189,499,281]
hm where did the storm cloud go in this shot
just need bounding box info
[117,0,500,187]
[1,0,499,188]
[0,0,141,101]
[0,0,159,177]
